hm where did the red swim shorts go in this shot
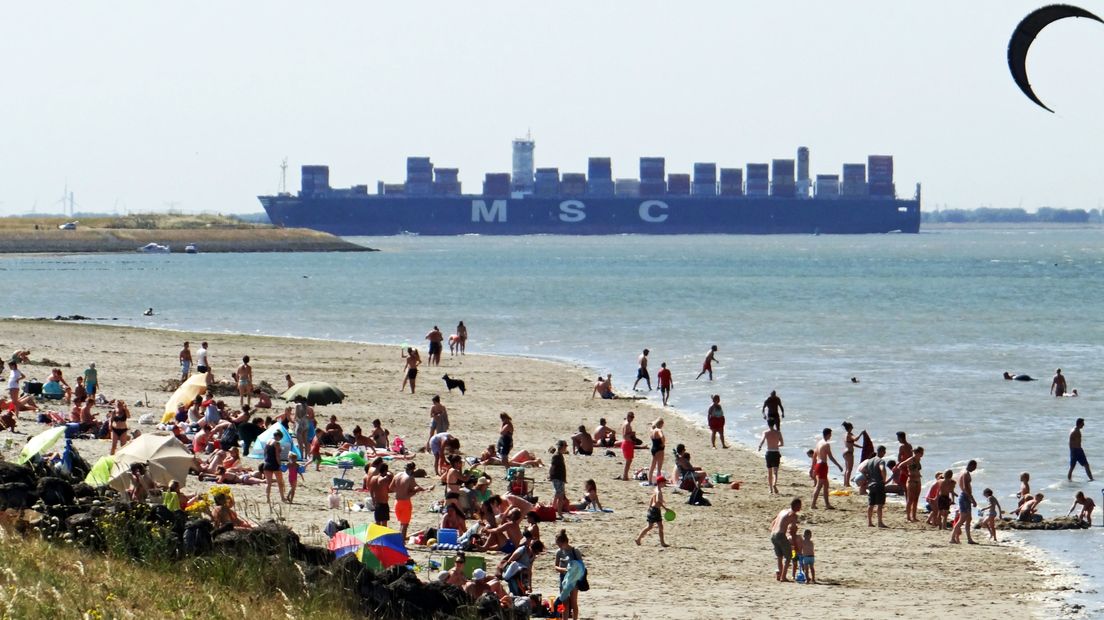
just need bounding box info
[394,498,412,524]
[708,416,725,432]
[814,461,829,480]
[621,440,635,460]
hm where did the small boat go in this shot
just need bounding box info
[138,242,170,254]
[184,243,198,254]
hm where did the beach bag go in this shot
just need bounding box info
[711,473,731,484]
[535,505,558,522]
[688,486,711,506]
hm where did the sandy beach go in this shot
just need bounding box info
[0,319,1062,619]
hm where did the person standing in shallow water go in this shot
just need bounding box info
[657,362,673,406]
[1051,368,1067,397]
[707,394,727,449]
[456,321,468,355]
[1068,418,1094,481]
[632,349,651,391]
[762,390,784,430]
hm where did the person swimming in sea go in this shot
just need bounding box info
[1003,372,1035,381]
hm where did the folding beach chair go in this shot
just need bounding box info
[332,460,356,490]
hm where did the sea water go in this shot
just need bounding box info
[2,229,1103,613]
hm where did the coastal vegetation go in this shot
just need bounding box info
[922,207,1099,224]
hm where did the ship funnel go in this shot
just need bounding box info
[512,137,535,194]
[797,147,810,199]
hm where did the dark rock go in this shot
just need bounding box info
[0,462,35,487]
[72,483,97,499]
[297,543,335,566]
[211,521,301,557]
[183,518,214,555]
[36,477,75,507]
[0,482,36,510]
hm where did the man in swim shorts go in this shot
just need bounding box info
[236,355,253,409]
[758,426,784,495]
[425,326,444,366]
[1068,418,1094,481]
[620,412,637,481]
[950,460,978,544]
[368,462,394,526]
[632,348,651,391]
[769,498,801,582]
[179,342,192,382]
[657,362,673,406]
[812,428,843,510]
[392,462,427,537]
[695,345,719,381]
[1051,368,1067,397]
[762,390,784,430]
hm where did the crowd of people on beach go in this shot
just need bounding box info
[2,325,1098,616]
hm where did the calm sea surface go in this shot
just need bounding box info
[2,229,1103,613]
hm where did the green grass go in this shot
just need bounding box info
[0,528,361,620]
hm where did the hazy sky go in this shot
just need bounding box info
[4,1,1104,215]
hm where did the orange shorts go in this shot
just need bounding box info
[394,498,412,524]
[814,461,829,480]
[621,440,635,460]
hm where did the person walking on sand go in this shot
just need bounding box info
[632,349,652,391]
[758,426,784,494]
[392,461,429,539]
[635,475,669,547]
[620,412,637,481]
[647,419,666,485]
[657,362,673,406]
[401,347,421,394]
[1068,418,1094,481]
[263,430,289,504]
[762,390,784,430]
[695,345,719,381]
[179,342,192,382]
[770,498,802,582]
[811,428,843,509]
[707,394,727,448]
[236,356,253,409]
[1051,368,1067,397]
[950,460,979,544]
[425,326,444,366]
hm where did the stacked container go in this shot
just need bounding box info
[615,179,641,197]
[640,157,667,196]
[433,168,461,196]
[301,166,330,194]
[667,173,691,196]
[719,168,744,196]
[406,157,433,196]
[560,173,587,196]
[587,157,615,196]
[797,147,811,198]
[382,183,406,195]
[483,173,511,197]
[693,163,717,196]
[534,168,561,196]
[867,155,895,198]
[746,163,769,196]
[841,164,867,196]
[771,159,796,198]
[814,174,840,198]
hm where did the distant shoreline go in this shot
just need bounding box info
[0,214,374,253]
[922,222,1102,231]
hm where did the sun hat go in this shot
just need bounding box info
[472,568,487,580]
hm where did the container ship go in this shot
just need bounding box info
[259,139,921,235]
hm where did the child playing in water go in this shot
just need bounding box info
[635,475,669,547]
[1068,491,1096,525]
[981,488,1003,541]
[800,529,816,584]
[286,452,301,503]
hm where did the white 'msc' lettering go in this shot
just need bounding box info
[639,200,669,223]
[471,200,507,223]
[558,200,586,223]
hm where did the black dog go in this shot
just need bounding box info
[442,374,466,395]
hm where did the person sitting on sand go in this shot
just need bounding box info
[323,415,344,445]
[592,418,616,447]
[252,388,272,409]
[480,445,544,468]
[570,479,604,512]
[1015,493,1045,522]
[128,463,153,503]
[369,418,390,450]
[0,393,38,414]
[591,374,616,400]
[1068,491,1095,525]
[440,503,467,533]
[212,492,253,529]
[674,444,707,487]
[44,368,72,404]
[571,425,594,455]
[482,507,525,553]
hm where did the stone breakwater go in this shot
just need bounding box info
[0,228,373,253]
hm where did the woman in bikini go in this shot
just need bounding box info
[896,446,924,522]
[647,419,666,485]
[109,402,130,455]
[571,479,604,512]
[263,430,289,504]
[841,421,862,487]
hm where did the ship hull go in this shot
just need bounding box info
[258,195,920,236]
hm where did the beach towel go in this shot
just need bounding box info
[560,559,586,599]
[859,431,875,463]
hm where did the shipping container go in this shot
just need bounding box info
[771,159,795,180]
[587,179,615,196]
[433,181,462,195]
[640,180,667,195]
[434,168,459,182]
[771,182,796,198]
[719,168,743,185]
[615,179,641,197]
[640,157,666,180]
[667,173,691,195]
[588,158,613,180]
[406,181,432,196]
[692,183,717,197]
[746,163,769,181]
[383,183,406,195]
[868,182,895,197]
[406,157,432,171]
[814,175,840,199]
[842,164,866,182]
[693,162,718,184]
